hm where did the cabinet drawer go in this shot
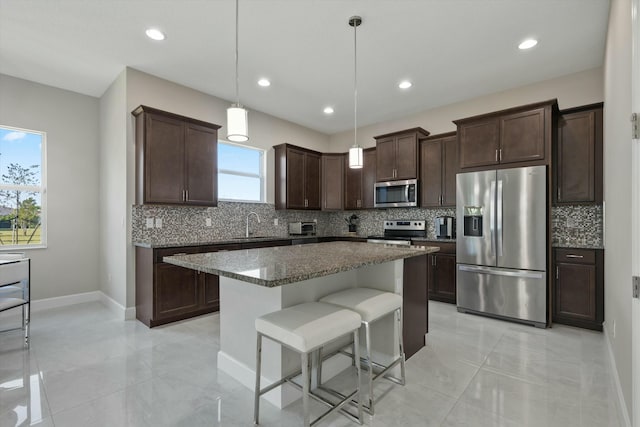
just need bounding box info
[555,248,595,264]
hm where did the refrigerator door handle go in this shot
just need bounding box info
[497,179,503,257]
[458,264,544,280]
[489,180,496,257]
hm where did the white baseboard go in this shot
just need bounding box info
[604,325,632,427]
[31,291,101,312]
[30,291,136,321]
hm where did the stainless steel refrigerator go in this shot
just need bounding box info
[456,165,547,327]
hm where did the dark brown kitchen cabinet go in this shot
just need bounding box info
[420,132,457,207]
[274,144,322,210]
[132,105,220,206]
[426,242,457,304]
[345,147,376,209]
[374,128,429,181]
[455,100,556,171]
[322,153,344,211]
[553,248,604,331]
[554,103,603,204]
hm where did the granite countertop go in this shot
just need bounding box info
[411,237,456,243]
[134,234,365,249]
[552,242,604,250]
[163,241,439,287]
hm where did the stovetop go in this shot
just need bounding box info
[369,219,427,240]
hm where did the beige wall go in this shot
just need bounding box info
[603,0,633,421]
[98,71,128,308]
[0,74,100,300]
[329,67,603,151]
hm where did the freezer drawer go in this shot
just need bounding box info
[456,264,547,326]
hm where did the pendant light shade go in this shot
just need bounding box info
[348,16,363,169]
[227,0,249,142]
[349,145,363,169]
[227,105,248,142]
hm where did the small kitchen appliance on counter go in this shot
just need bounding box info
[434,216,455,239]
[288,221,316,236]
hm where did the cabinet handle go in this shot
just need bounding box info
[495,149,498,162]
[499,148,502,162]
[556,266,559,279]
[558,188,562,201]
[185,190,189,201]
[566,254,584,259]
[304,199,308,207]
[439,195,443,205]
[182,190,186,201]
[432,256,436,266]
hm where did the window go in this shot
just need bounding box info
[0,126,46,248]
[218,141,265,202]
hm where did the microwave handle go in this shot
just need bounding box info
[405,184,409,202]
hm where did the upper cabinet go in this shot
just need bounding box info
[554,103,603,204]
[321,153,344,211]
[374,128,429,181]
[345,148,376,209]
[274,144,322,210]
[454,100,556,171]
[132,105,221,206]
[420,132,457,207]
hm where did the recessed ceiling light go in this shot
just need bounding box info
[145,28,166,41]
[257,78,271,87]
[398,81,412,89]
[323,107,334,114]
[518,39,538,50]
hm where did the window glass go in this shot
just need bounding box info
[218,142,265,202]
[0,126,46,248]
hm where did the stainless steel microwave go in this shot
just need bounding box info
[374,179,418,208]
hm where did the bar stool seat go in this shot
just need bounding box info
[254,302,363,427]
[320,288,405,415]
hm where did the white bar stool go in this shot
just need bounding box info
[320,288,405,415]
[254,302,363,427]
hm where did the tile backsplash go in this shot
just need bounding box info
[132,202,603,249]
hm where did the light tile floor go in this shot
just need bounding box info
[0,301,621,426]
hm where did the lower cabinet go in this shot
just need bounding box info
[426,242,457,304]
[553,248,604,331]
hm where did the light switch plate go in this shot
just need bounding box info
[206,218,212,227]
[155,218,163,228]
[145,218,154,229]
[274,218,278,226]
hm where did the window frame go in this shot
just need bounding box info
[0,125,47,250]
[217,140,266,203]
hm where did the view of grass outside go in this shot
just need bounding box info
[0,125,45,248]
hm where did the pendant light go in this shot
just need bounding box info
[227,0,248,142]
[348,16,363,169]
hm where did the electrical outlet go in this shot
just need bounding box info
[205,218,212,227]
[145,218,154,229]
[155,218,163,228]
[274,218,278,226]
[566,217,577,228]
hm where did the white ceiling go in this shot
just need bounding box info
[0,0,610,134]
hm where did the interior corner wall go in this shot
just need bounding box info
[98,70,128,308]
[123,67,331,308]
[328,67,604,151]
[603,0,633,420]
[0,74,100,300]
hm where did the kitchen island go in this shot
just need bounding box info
[164,241,438,408]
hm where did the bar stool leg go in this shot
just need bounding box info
[397,308,406,385]
[254,333,262,425]
[301,352,310,427]
[316,347,323,386]
[353,328,363,423]
[364,321,374,415]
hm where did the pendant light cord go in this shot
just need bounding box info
[353,19,358,147]
[235,0,240,107]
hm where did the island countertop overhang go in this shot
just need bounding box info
[163,241,440,287]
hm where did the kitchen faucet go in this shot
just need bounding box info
[246,212,260,238]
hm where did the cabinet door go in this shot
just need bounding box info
[500,108,545,164]
[305,152,322,209]
[344,157,362,210]
[155,263,199,319]
[556,110,597,203]
[376,137,396,181]
[201,273,220,310]
[145,113,185,203]
[555,263,596,322]
[361,149,377,208]
[442,136,458,206]
[458,119,500,169]
[428,253,456,304]
[420,140,443,207]
[184,123,218,206]
[322,154,343,210]
[286,148,306,209]
[395,134,418,179]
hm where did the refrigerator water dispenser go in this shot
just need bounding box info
[463,206,483,237]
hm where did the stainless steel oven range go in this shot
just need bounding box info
[366,220,426,246]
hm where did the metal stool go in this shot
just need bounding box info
[254,302,363,427]
[320,288,405,415]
